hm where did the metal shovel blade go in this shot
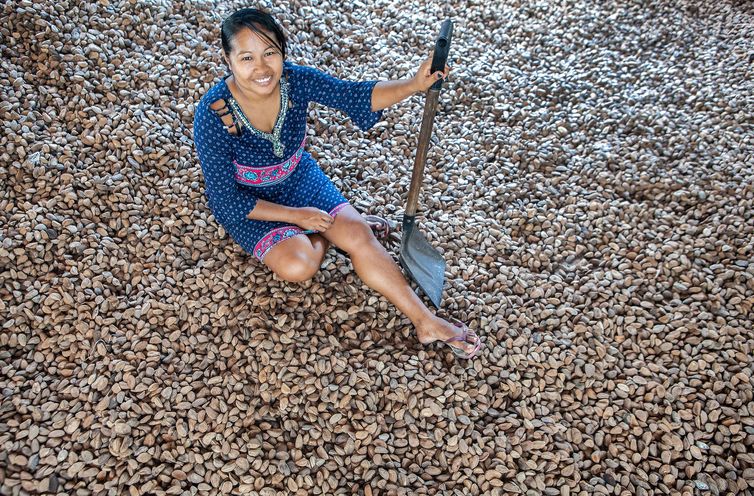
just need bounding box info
[400,215,445,308]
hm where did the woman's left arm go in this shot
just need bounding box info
[370,57,450,111]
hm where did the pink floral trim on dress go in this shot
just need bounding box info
[234,137,306,187]
[254,203,351,261]
[329,203,349,217]
[254,226,306,260]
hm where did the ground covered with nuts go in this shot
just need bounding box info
[1,0,753,494]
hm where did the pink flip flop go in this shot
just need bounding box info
[442,318,483,359]
[363,214,391,240]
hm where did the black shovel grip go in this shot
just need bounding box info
[430,20,453,91]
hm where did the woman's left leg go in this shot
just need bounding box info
[322,205,478,355]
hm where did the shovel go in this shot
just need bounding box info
[399,19,453,309]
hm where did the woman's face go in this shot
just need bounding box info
[225,27,284,101]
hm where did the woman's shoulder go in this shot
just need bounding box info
[194,79,237,140]
[196,78,232,116]
[284,61,327,83]
[284,60,304,75]
[284,62,337,102]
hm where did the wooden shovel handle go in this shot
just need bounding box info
[405,20,453,216]
[405,89,440,217]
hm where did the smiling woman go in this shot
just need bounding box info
[221,11,286,108]
[192,8,482,359]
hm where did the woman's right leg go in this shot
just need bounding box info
[262,233,329,282]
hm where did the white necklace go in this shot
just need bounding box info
[229,77,289,158]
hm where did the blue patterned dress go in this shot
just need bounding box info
[193,62,383,260]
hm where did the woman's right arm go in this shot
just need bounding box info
[194,102,259,226]
[248,201,334,232]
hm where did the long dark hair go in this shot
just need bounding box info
[221,8,287,59]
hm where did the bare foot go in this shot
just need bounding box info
[416,315,481,357]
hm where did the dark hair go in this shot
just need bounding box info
[221,8,287,60]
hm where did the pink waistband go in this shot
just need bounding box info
[234,137,306,187]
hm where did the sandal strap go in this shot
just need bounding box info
[450,337,483,359]
[444,318,483,358]
[445,333,468,344]
[364,215,388,229]
[364,214,390,240]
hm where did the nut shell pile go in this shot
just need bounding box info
[1,0,753,495]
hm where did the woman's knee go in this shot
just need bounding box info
[334,219,375,254]
[263,234,324,282]
[272,253,319,283]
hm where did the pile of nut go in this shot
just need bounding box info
[1,0,752,494]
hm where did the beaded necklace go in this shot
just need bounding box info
[229,76,290,158]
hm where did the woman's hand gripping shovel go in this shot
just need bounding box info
[400,20,453,309]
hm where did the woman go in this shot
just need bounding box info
[193,8,482,359]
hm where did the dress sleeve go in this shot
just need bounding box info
[193,101,258,227]
[295,65,384,131]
